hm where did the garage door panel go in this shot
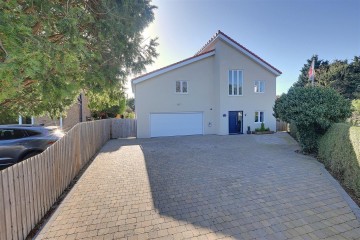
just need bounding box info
[150,113,203,137]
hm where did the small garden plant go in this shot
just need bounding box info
[255,122,270,132]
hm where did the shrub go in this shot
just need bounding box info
[274,86,352,153]
[289,120,299,141]
[349,99,360,126]
[318,123,360,197]
[255,122,270,132]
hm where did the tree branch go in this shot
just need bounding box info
[0,39,8,60]
[48,33,64,43]
[32,22,42,35]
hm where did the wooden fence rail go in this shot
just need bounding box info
[0,119,113,240]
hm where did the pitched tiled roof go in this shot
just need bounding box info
[196,30,282,75]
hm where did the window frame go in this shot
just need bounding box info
[254,80,265,93]
[228,70,243,96]
[175,80,188,94]
[254,111,265,123]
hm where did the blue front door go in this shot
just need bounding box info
[229,111,243,134]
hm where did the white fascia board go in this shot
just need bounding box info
[218,35,281,76]
[132,50,215,85]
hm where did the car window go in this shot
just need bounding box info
[26,130,41,136]
[0,129,27,140]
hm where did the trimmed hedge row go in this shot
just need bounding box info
[318,123,360,197]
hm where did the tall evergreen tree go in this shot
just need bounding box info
[346,56,360,99]
[294,55,360,100]
[0,0,158,119]
[293,55,329,88]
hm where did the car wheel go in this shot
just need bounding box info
[21,152,41,161]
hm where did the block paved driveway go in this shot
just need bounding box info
[36,133,360,240]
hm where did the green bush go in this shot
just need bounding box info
[349,99,360,126]
[318,123,360,197]
[274,86,352,153]
[289,120,299,141]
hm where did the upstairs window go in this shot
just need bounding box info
[254,81,265,93]
[228,70,243,96]
[176,81,188,94]
[255,111,264,123]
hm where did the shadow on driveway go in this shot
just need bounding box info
[116,133,360,238]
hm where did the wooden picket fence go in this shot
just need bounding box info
[0,119,112,240]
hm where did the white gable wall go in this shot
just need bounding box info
[215,40,277,134]
[134,56,217,138]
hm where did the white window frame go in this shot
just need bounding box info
[254,80,265,93]
[175,80,188,94]
[228,70,243,96]
[254,111,265,123]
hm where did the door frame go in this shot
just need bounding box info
[228,111,243,134]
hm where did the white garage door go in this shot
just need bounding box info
[150,113,203,137]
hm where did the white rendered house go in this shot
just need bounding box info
[132,31,282,138]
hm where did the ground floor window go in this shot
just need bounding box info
[255,111,264,123]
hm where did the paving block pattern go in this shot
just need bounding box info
[36,133,360,239]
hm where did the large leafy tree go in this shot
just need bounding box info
[126,97,135,112]
[274,87,352,153]
[0,0,158,119]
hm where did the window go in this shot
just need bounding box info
[255,111,264,123]
[254,81,265,93]
[176,81,188,93]
[228,70,243,96]
[0,129,27,140]
[26,130,41,137]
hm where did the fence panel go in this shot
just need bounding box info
[0,119,126,239]
[0,171,7,240]
[276,120,289,132]
[111,119,137,138]
[0,119,112,240]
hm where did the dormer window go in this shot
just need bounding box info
[176,81,188,94]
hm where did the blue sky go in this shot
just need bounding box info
[128,0,360,96]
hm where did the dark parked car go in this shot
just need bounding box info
[0,125,64,169]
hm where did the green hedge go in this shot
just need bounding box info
[318,123,360,197]
[289,120,299,141]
